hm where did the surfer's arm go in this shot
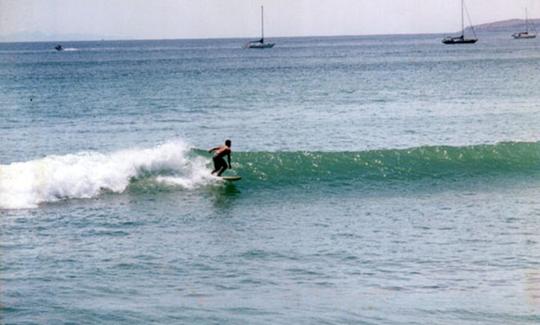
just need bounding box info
[227,153,231,168]
[208,147,219,153]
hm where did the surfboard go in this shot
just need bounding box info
[220,175,242,182]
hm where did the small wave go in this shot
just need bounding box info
[223,141,540,186]
[2,141,539,209]
[0,140,213,209]
[62,48,78,52]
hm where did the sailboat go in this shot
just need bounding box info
[245,6,275,49]
[512,9,537,39]
[442,0,478,44]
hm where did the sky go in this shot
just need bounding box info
[0,0,538,41]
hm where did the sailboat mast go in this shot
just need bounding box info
[461,0,465,36]
[526,8,529,33]
[261,6,264,41]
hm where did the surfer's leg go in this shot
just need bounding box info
[211,157,220,175]
[217,166,227,176]
[216,158,228,176]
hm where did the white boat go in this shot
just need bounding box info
[442,0,478,44]
[245,6,275,49]
[512,9,537,39]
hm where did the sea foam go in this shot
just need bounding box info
[0,140,214,209]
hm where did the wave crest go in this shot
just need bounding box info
[2,141,539,209]
[227,141,540,185]
[0,140,213,209]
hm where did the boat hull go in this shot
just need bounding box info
[512,32,536,39]
[246,43,275,49]
[442,37,478,45]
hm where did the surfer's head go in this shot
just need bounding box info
[225,139,231,147]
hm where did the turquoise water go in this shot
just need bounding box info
[1,34,540,323]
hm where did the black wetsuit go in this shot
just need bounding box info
[213,156,227,172]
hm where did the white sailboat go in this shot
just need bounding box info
[442,0,478,44]
[512,9,537,39]
[245,6,275,49]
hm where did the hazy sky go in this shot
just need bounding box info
[1,0,538,40]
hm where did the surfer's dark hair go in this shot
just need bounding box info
[225,139,231,146]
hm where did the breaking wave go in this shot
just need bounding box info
[0,140,216,209]
[1,141,539,209]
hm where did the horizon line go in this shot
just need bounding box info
[0,27,527,44]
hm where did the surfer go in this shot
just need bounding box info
[209,139,232,176]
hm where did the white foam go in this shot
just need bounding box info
[156,154,219,189]
[0,140,213,209]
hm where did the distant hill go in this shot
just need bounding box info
[466,18,539,33]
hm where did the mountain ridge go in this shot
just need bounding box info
[466,18,539,33]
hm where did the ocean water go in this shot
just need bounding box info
[1,33,540,324]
